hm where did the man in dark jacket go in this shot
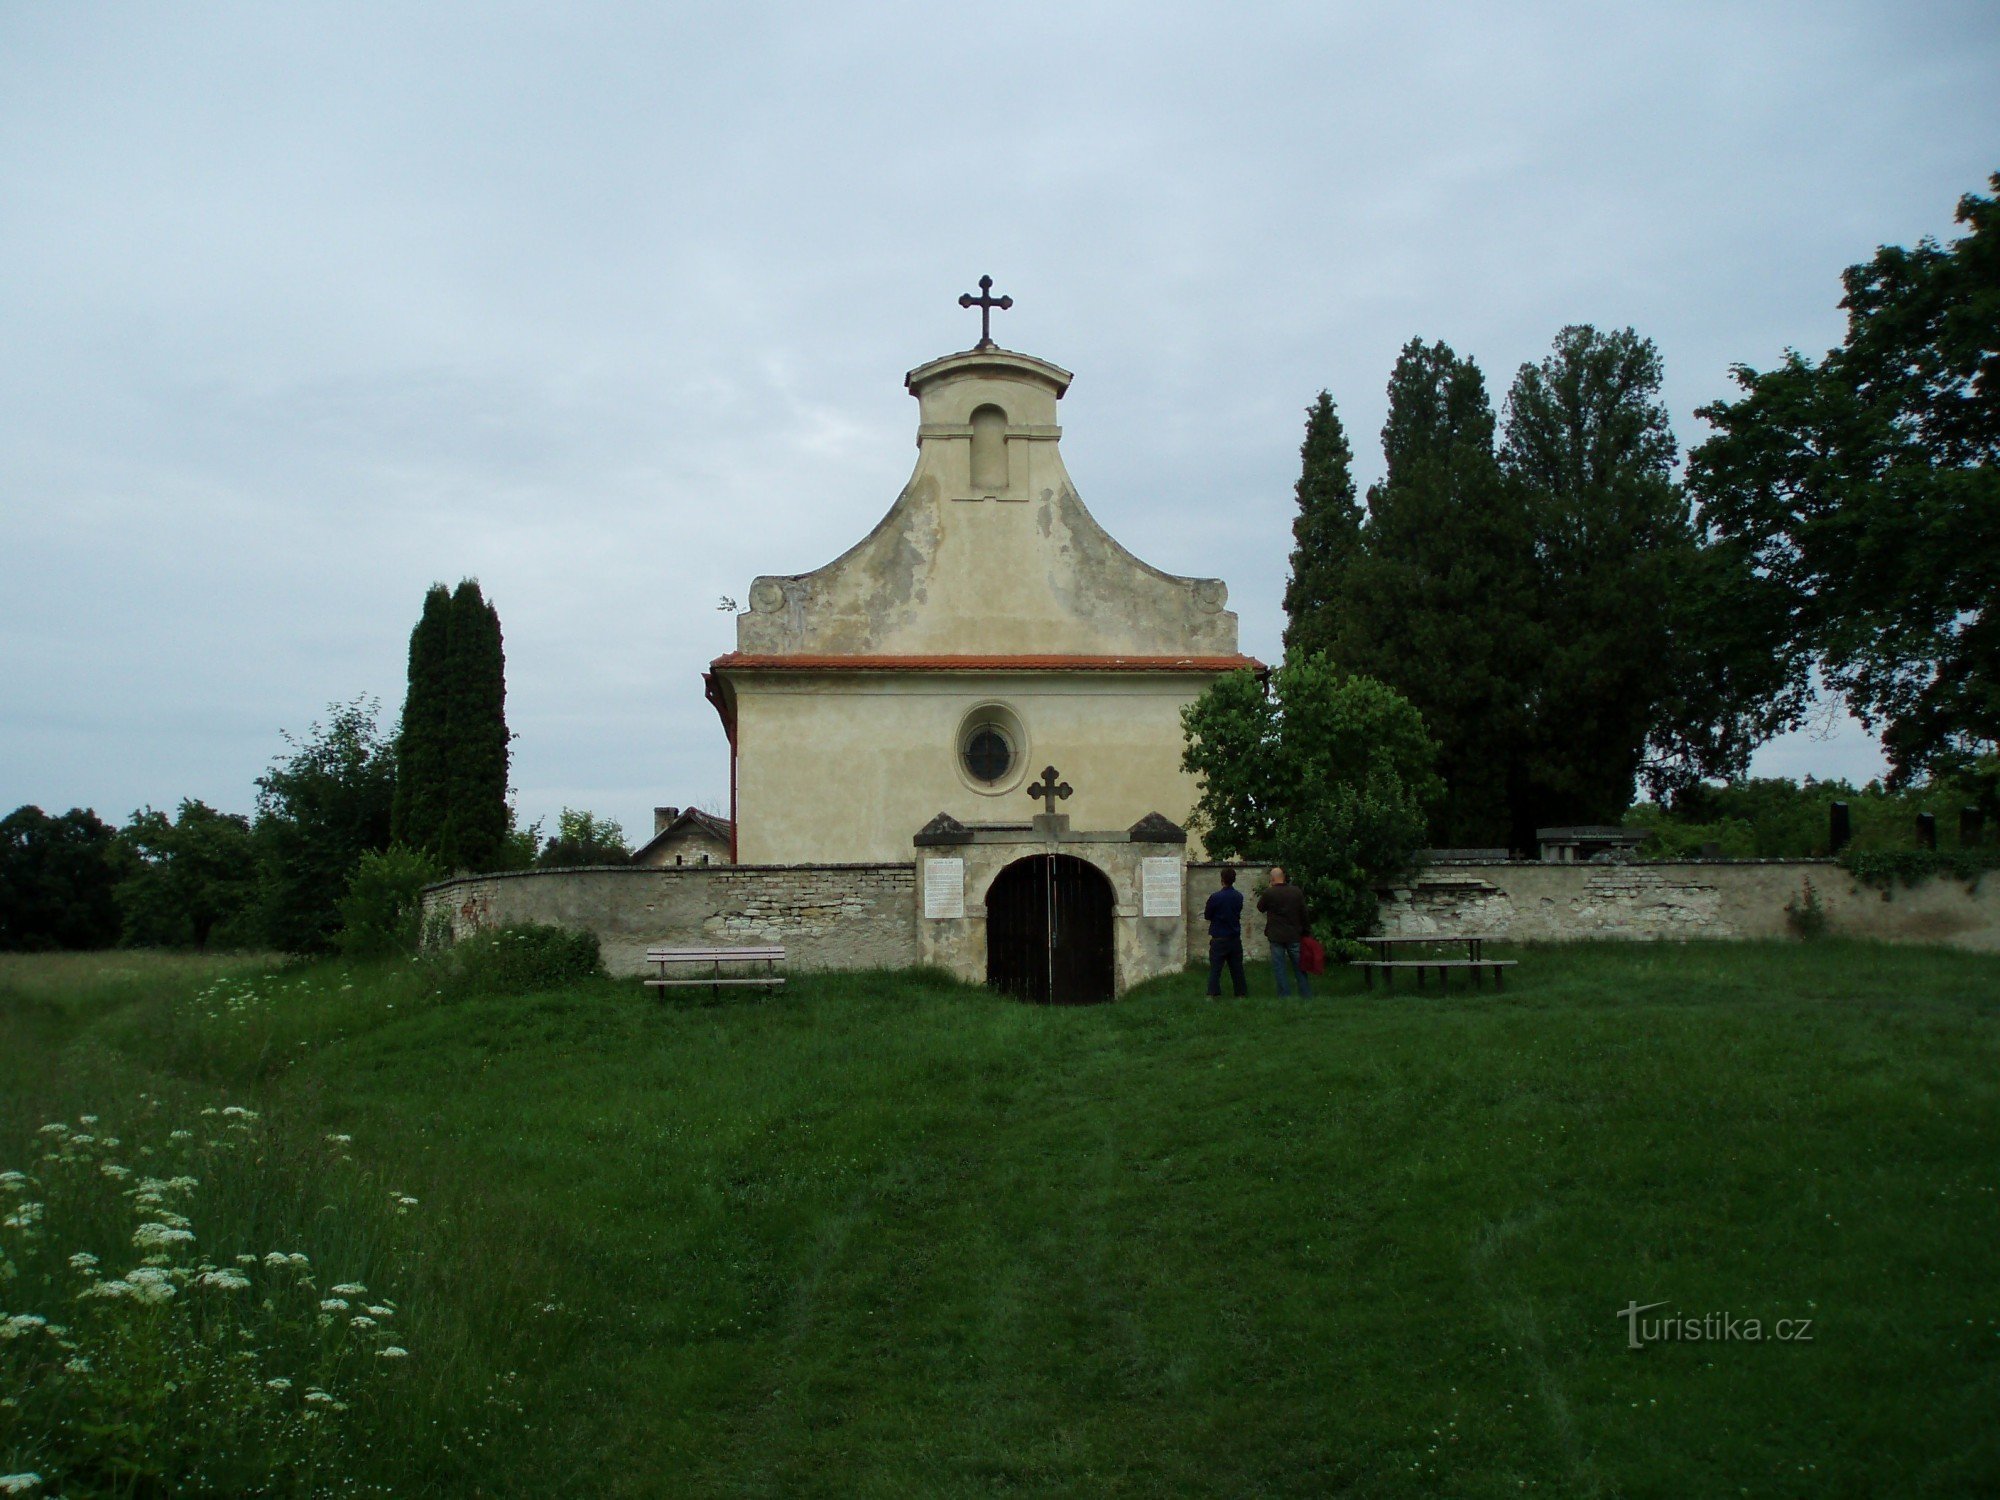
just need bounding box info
[1256,867,1311,998]
[1203,866,1248,997]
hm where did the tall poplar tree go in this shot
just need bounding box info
[1280,392,1362,662]
[390,584,453,852]
[1339,340,1538,847]
[439,579,510,872]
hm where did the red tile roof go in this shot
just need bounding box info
[710,652,1263,673]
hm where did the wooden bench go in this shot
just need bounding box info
[1354,958,1517,991]
[644,945,786,996]
[1355,933,1518,991]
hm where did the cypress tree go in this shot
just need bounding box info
[1280,392,1362,662]
[1500,325,1691,844]
[390,584,453,854]
[439,579,510,872]
[1340,339,1539,848]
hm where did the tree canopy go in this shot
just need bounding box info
[1182,658,1440,940]
[0,805,122,951]
[254,698,398,954]
[1689,173,2000,783]
[115,799,258,950]
[536,809,630,867]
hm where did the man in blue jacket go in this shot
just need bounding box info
[1204,866,1248,998]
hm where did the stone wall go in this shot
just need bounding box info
[420,864,917,978]
[1184,860,2000,957]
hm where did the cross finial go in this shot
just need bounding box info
[1027,765,1072,815]
[958,275,1013,350]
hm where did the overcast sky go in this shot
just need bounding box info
[3,2,1996,841]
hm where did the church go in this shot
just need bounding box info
[705,282,1257,866]
[429,285,1261,1003]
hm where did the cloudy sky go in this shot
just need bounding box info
[3,2,1996,841]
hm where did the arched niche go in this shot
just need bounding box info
[969,404,1009,494]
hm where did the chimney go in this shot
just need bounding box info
[654,806,679,835]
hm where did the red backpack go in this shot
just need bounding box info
[1298,935,1326,975]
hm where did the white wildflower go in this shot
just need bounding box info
[200,1108,218,1117]
[319,1298,350,1312]
[0,1172,27,1193]
[263,1252,290,1267]
[366,1304,393,1318]
[329,1282,366,1297]
[377,1345,409,1359]
[78,1115,99,1126]
[266,1376,292,1391]
[169,1129,193,1141]
[68,1135,95,1147]
[36,1123,67,1136]
[0,1473,43,1495]
[1,1314,48,1340]
[80,1279,133,1300]
[199,1269,250,1291]
[131,1223,195,1250]
[350,1314,376,1330]
[394,1195,418,1208]
[125,1267,176,1304]
[68,1251,99,1271]
[164,1176,197,1192]
[2,1202,44,1230]
[286,1252,309,1268]
[100,1163,131,1179]
[326,1133,353,1145]
[65,1355,91,1373]
[221,1106,258,1120]
[234,1253,257,1266]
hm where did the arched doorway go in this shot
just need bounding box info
[985,853,1116,1004]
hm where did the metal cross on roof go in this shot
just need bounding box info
[1027,766,1072,815]
[958,275,1013,350]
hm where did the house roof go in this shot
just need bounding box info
[633,806,735,863]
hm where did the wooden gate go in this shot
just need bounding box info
[985,854,1116,1005]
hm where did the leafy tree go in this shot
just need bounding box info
[1182,657,1441,940]
[1689,174,2000,783]
[1499,326,1714,844]
[390,584,453,854]
[536,808,630,867]
[1279,392,1363,662]
[0,805,122,951]
[439,580,510,872]
[1336,340,1539,847]
[254,698,397,954]
[337,844,446,960]
[116,800,258,950]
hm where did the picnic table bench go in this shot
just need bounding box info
[1355,934,1516,991]
[644,944,786,996]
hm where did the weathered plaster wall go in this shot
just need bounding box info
[1185,861,1999,956]
[420,865,916,978]
[732,671,1217,865]
[732,349,1238,658]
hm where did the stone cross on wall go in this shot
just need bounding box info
[1028,766,1072,815]
[958,275,1013,350]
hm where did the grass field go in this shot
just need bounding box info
[3,941,1997,1497]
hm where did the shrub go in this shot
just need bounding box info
[336,846,445,961]
[1783,876,1829,939]
[436,922,602,997]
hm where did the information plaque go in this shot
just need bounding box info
[923,858,965,920]
[1140,857,1183,918]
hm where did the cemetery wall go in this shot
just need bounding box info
[420,864,917,978]
[423,856,1998,986]
[1184,860,1999,957]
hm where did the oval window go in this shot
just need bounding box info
[963,721,1014,784]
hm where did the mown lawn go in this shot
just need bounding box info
[3,941,1997,1497]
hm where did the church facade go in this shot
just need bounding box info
[705,330,1257,869]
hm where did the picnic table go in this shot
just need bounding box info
[1355,933,1516,991]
